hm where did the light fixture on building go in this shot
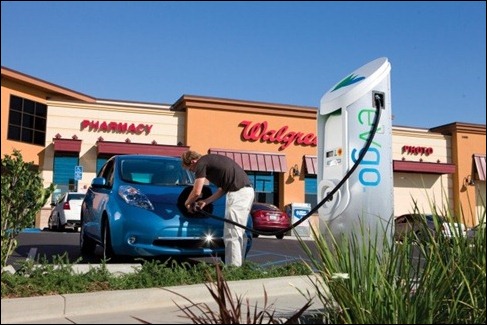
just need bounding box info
[464,175,475,186]
[290,164,300,177]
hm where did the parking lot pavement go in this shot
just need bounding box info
[247,235,317,266]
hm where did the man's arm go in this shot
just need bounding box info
[194,187,225,212]
[184,177,206,211]
[200,187,225,205]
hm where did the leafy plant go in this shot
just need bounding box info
[1,150,55,268]
[301,218,486,324]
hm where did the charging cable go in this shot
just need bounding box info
[197,94,383,237]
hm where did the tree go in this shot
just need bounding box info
[1,150,55,268]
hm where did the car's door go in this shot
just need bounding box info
[83,158,115,242]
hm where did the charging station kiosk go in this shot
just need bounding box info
[317,57,394,247]
[286,203,312,237]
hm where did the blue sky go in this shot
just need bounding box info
[1,1,485,128]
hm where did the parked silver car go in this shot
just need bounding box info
[48,192,86,231]
[394,213,466,242]
[466,222,485,240]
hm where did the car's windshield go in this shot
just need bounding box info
[120,158,194,185]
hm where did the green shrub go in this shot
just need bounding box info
[303,219,486,324]
[1,150,55,268]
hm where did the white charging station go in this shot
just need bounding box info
[317,57,394,247]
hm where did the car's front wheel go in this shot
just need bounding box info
[102,218,116,260]
[80,224,96,255]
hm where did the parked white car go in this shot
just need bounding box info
[48,192,85,231]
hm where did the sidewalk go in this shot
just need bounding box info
[1,274,325,324]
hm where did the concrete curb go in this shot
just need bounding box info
[1,275,323,324]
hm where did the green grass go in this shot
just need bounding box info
[0,256,312,299]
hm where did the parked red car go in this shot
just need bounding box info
[250,202,291,239]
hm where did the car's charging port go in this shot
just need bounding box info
[177,185,214,217]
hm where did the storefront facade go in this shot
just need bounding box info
[172,95,319,210]
[2,66,485,229]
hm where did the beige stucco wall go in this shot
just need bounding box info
[392,127,453,217]
[36,100,184,229]
[43,100,183,188]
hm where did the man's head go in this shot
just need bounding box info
[181,150,202,169]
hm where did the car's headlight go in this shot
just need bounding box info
[118,185,154,211]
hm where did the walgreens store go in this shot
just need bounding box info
[1,67,485,229]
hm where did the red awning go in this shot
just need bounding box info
[289,156,456,175]
[304,155,317,175]
[53,139,82,153]
[97,141,188,157]
[473,154,486,181]
[209,148,287,172]
[393,160,456,174]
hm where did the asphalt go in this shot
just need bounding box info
[1,272,326,324]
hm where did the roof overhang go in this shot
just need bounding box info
[53,139,82,153]
[97,141,188,157]
[301,156,456,175]
[2,66,96,102]
[304,155,317,175]
[473,154,486,181]
[393,160,456,174]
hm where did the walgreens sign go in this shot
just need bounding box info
[239,120,317,150]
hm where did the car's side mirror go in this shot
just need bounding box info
[91,177,107,188]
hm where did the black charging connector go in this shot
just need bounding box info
[373,91,385,109]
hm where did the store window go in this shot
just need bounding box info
[247,172,278,205]
[7,95,47,145]
[53,153,79,192]
[96,155,113,175]
[305,176,317,206]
